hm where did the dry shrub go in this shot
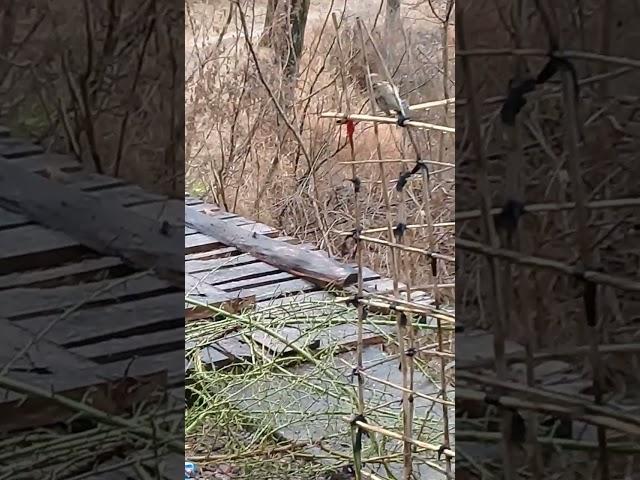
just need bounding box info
[0,1,183,196]
[186,0,454,289]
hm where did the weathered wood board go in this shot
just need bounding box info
[185,206,358,288]
[0,318,168,431]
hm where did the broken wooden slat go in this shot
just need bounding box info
[0,161,183,288]
[185,206,357,288]
[185,236,318,274]
[185,274,254,319]
[185,246,238,261]
[186,254,256,274]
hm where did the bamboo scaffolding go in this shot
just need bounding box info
[318,14,456,480]
[456,3,640,478]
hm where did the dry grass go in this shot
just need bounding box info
[185,0,454,288]
[0,1,183,196]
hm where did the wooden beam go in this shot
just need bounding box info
[185,207,357,288]
[0,160,183,288]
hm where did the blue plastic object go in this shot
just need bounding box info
[185,461,198,479]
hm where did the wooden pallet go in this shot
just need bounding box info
[0,129,184,434]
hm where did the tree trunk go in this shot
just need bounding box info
[284,0,309,78]
[259,0,280,47]
[384,0,401,65]
[386,0,401,28]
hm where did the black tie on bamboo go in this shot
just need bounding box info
[501,51,580,126]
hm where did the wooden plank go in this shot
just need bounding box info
[67,173,126,191]
[186,253,256,273]
[0,139,44,158]
[0,318,167,431]
[0,273,172,319]
[185,274,254,319]
[254,291,334,310]
[185,222,278,254]
[0,317,96,371]
[71,327,184,363]
[251,323,386,356]
[0,256,125,290]
[251,326,321,355]
[228,278,318,302]
[185,206,357,288]
[192,261,280,286]
[86,185,165,207]
[0,208,29,229]
[185,233,224,254]
[0,161,183,288]
[108,350,184,379]
[0,223,88,273]
[186,342,230,369]
[217,270,295,292]
[4,153,82,173]
[185,246,238,261]
[19,293,184,347]
[211,336,254,363]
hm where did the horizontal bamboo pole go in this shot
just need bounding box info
[359,235,455,263]
[456,431,640,454]
[320,112,455,133]
[462,343,640,369]
[457,47,640,70]
[354,297,455,323]
[456,197,640,221]
[457,237,640,292]
[458,371,640,431]
[337,359,455,406]
[345,417,455,458]
[338,159,454,167]
[334,222,454,236]
[409,98,456,111]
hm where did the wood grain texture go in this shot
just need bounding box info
[0,273,171,319]
[0,160,183,287]
[185,206,357,288]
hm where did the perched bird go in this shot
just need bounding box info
[369,73,410,125]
